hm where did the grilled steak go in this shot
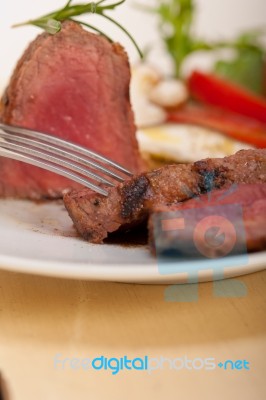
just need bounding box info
[64,149,266,243]
[0,21,142,199]
[149,184,266,256]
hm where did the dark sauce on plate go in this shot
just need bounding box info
[105,224,148,248]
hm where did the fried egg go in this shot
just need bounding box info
[137,123,253,163]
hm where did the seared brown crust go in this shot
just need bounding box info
[121,176,150,219]
[194,147,266,190]
[64,163,199,243]
[64,149,266,243]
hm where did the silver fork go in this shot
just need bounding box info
[0,122,133,196]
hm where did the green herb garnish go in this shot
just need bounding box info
[13,0,143,58]
[136,0,211,77]
[214,30,266,95]
[138,0,265,94]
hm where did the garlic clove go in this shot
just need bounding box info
[131,64,162,95]
[133,99,167,128]
[149,79,188,108]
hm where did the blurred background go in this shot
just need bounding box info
[1,0,265,162]
[1,0,266,87]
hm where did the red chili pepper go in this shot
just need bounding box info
[188,71,266,123]
[168,104,266,148]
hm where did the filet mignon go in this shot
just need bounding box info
[63,149,266,243]
[0,21,143,199]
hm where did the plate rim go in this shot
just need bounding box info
[0,250,265,284]
[0,199,265,284]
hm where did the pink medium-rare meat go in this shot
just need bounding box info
[149,184,266,255]
[63,149,266,243]
[0,21,143,199]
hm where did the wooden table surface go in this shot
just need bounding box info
[0,269,265,400]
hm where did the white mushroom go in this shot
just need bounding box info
[149,79,188,108]
[130,64,167,128]
[131,64,161,95]
[133,99,167,128]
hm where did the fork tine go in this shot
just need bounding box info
[0,129,125,183]
[0,123,133,177]
[0,146,109,196]
[0,139,115,187]
[0,122,135,196]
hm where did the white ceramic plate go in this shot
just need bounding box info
[0,199,265,284]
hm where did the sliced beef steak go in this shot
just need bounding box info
[149,184,266,255]
[64,163,200,243]
[64,149,266,243]
[0,21,142,199]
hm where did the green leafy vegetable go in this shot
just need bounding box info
[136,0,199,77]
[13,0,143,58]
[214,30,265,95]
[138,0,265,94]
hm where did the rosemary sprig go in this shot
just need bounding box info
[13,0,143,58]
